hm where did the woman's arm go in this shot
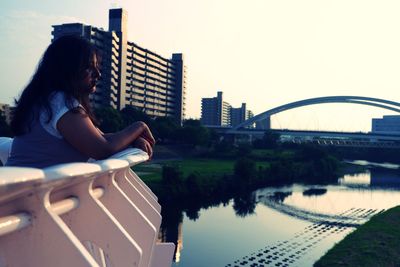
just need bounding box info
[100,128,155,147]
[57,109,154,160]
[98,128,153,157]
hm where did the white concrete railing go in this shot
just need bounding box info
[0,137,174,267]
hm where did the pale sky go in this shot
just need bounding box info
[1,0,400,132]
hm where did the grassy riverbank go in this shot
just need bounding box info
[314,206,400,267]
[133,158,271,186]
[133,144,350,204]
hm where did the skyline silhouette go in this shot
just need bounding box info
[1,0,400,132]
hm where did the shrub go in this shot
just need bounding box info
[234,158,256,186]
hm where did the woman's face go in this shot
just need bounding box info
[79,53,101,94]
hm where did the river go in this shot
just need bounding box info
[159,162,400,267]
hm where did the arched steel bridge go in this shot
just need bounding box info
[231,96,400,131]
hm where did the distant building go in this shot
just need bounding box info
[231,103,254,127]
[201,91,231,126]
[52,8,186,123]
[372,115,400,134]
[201,91,254,127]
[0,103,13,124]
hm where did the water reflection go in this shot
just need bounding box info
[303,188,327,196]
[161,166,400,266]
[338,172,371,187]
[158,205,183,262]
[232,193,257,217]
[370,168,400,188]
[270,191,292,202]
[339,168,400,188]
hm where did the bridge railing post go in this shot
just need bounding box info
[0,147,175,267]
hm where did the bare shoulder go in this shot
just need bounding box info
[69,106,89,116]
[57,107,96,132]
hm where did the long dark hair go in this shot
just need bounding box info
[11,35,98,135]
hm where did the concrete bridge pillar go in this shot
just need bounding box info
[255,116,270,130]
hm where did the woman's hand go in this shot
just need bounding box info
[132,137,153,158]
[140,123,156,147]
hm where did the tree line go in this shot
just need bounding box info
[0,106,212,146]
[94,106,212,146]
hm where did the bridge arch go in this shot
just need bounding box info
[232,96,400,130]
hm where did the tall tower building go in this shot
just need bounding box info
[52,8,186,123]
[108,8,128,110]
[231,103,254,127]
[372,115,400,134]
[201,91,231,126]
[201,91,255,128]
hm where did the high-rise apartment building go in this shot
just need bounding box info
[372,115,400,134]
[231,103,254,127]
[52,8,186,123]
[201,92,231,126]
[201,92,254,127]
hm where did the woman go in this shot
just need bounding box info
[6,35,155,168]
